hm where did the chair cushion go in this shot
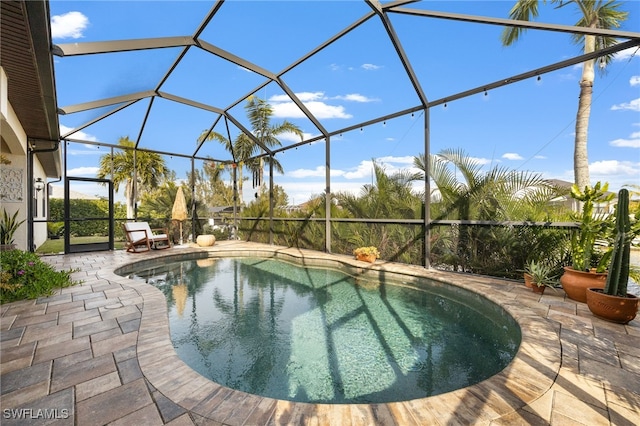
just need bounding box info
[124,222,155,243]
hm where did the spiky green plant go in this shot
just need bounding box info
[603,189,637,297]
[569,182,614,272]
[1,209,25,245]
[523,259,559,289]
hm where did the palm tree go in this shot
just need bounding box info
[335,160,424,263]
[97,136,169,219]
[199,97,303,203]
[414,148,560,221]
[501,0,629,190]
[189,164,235,208]
[414,148,564,274]
[337,160,422,220]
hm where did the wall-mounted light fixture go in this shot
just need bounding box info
[34,177,45,217]
[34,177,44,192]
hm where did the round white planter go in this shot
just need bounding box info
[196,234,216,247]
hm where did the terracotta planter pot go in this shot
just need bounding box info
[356,254,376,263]
[0,243,16,252]
[196,234,216,247]
[586,288,639,324]
[531,284,546,294]
[523,273,533,288]
[560,267,607,303]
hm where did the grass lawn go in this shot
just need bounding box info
[37,237,126,254]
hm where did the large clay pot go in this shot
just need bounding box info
[586,288,639,324]
[560,267,607,303]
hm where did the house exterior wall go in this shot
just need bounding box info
[1,66,50,250]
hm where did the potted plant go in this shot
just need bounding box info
[560,182,613,302]
[47,222,64,240]
[354,246,380,263]
[586,188,639,324]
[523,260,558,294]
[1,209,25,251]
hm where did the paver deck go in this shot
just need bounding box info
[1,241,639,425]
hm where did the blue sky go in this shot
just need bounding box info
[49,0,639,206]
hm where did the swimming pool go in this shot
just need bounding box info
[123,254,521,404]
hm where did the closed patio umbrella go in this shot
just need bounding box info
[172,186,188,245]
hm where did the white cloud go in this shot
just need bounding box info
[270,92,352,119]
[278,180,370,205]
[590,160,640,176]
[278,157,427,204]
[630,76,640,86]
[339,157,420,180]
[327,63,382,72]
[609,131,640,148]
[269,91,377,119]
[270,101,305,118]
[333,93,378,103]
[66,166,99,176]
[51,11,88,40]
[270,92,324,103]
[470,156,495,166]
[286,167,326,178]
[534,155,546,159]
[502,153,523,160]
[277,131,316,144]
[60,124,97,142]
[66,147,104,156]
[611,98,640,112]
[377,155,415,165]
[287,166,345,178]
[272,101,352,119]
[300,92,327,102]
[283,156,417,181]
[614,47,640,62]
[343,160,375,179]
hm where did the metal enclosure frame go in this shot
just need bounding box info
[51,1,640,263]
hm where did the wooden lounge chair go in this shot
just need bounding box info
[123,222,171,253]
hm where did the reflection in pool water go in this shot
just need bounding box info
[127,257,520,404]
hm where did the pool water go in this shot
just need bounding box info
[129,257,520,404]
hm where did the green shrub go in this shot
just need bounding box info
[0,250,80,304]
[49,198,127,237]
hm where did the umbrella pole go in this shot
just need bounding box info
[179,221,183,245]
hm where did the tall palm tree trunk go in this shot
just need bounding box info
[125,178,136,219]
[237,167,244,205]
[501,2,629,191]
[574,33,596,190]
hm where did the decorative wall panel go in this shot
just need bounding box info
[0,167,24,202]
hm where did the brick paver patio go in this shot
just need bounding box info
[1,241,639,425]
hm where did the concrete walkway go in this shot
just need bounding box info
[1,241,639,425]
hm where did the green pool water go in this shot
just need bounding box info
[126,256,520,404]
